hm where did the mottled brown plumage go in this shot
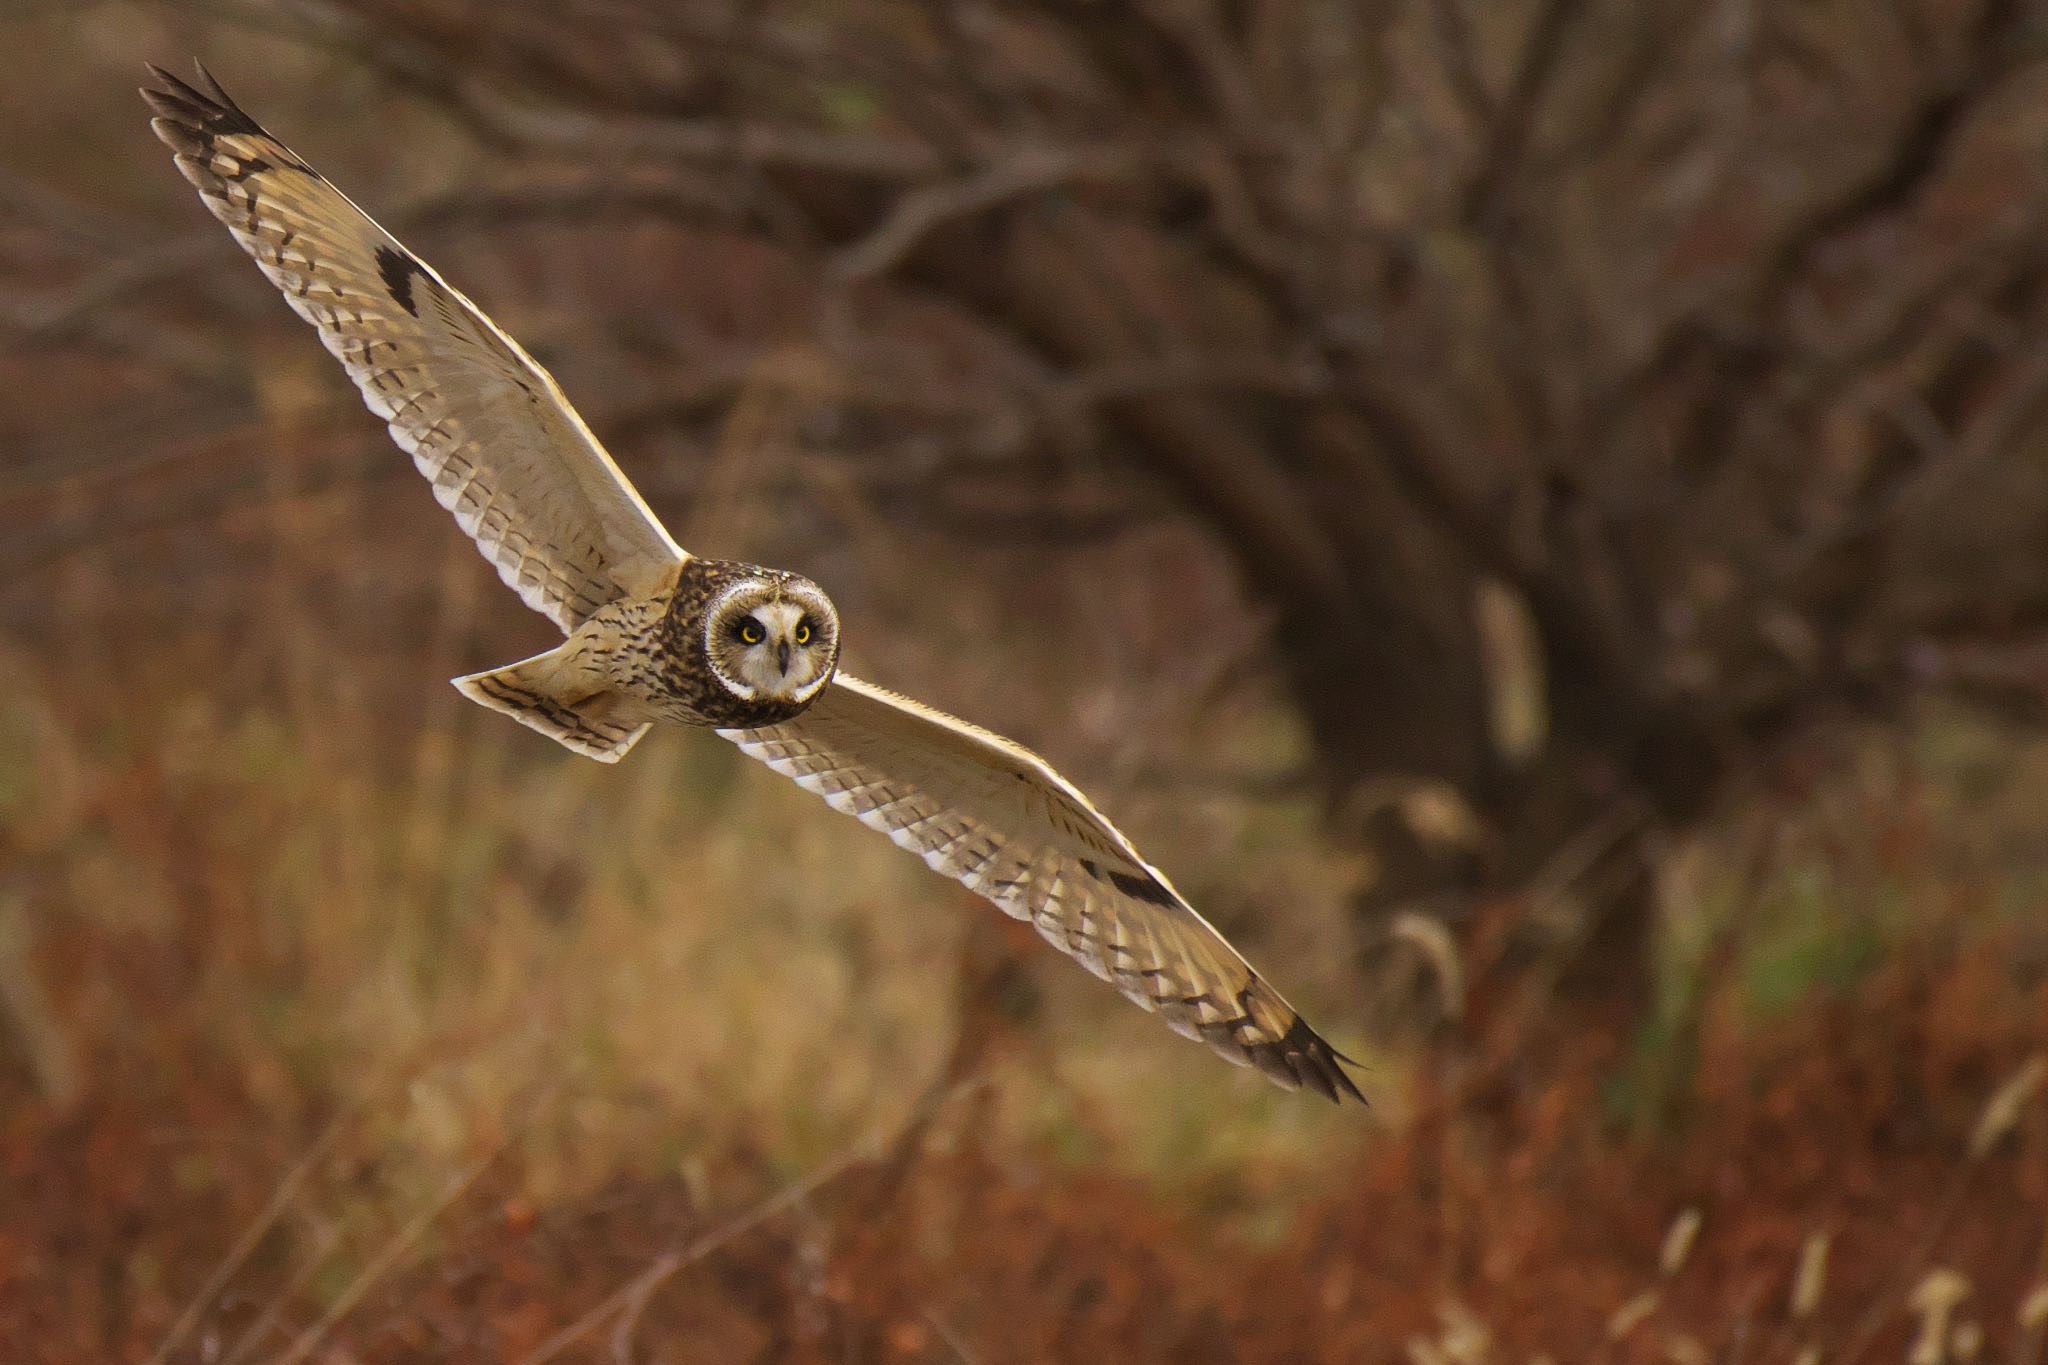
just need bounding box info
[653,561,841,728]
[144,62,1362,1103]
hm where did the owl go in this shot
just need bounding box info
[144,64,1360,1102]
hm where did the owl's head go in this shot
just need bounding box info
[702,572,840,707]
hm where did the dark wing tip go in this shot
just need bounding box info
[1254,1015,1367,1105]
[139,59,266,140]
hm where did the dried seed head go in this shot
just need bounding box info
[1474,577,1547,765]
[1390,913,1465,1022]
[1405,1338,1448,1365]
[1908,1269,1972,1365]
[1396,784,1487,854]
[2019,1284,2048,1332]
[1969,1055,2044,1160]
[1408,1299,1491,1365]
[1436,1298,1490,1365]
[1912,1269,1972,1311]
[1665,1334,1710,1365]
[1791,1232,1832,1320]
[1608,1291,1662,1341]
[1661,1208,1703,1277]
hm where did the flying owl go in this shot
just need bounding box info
[143,64,1360,1102]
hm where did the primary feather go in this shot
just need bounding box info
[142,63,683,633]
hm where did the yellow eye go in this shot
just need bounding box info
[794,621,813,646]
[738,619,764,645]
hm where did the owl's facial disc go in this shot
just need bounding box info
[704,576,839,706]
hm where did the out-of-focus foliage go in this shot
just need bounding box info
[2,2,2046,1360]
[15,0,2048,997]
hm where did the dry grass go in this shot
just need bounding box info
[4,493,2044,1358]
[1,573,1367,1169]
[3,9,2046,1357]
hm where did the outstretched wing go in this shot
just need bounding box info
[722,675,1361,1101]
[142,64,685,633]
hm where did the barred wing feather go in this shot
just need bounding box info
[143,64,684,633]
[722,675,1361,1101]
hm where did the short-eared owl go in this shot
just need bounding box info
[144,64,1360,1102]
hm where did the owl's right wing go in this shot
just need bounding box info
[722,675,1361,1101]
[143,64,684,634]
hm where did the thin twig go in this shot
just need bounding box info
[524,1075,983,1365]
[146,1115,347,1365]
[831,147,1125,283]
[218,1215,343,1365]
[272,1135,513,1365]
[1423,0,1499,127]
[1833,1058,2035,1365]
[521,1142,873,1365]
[924,1307,984,1364]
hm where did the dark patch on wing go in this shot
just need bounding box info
[374,244,423,317]
[1076,855,1173,906]
[1105,867,1177,907]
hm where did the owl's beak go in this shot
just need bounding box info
[777,640,792,674]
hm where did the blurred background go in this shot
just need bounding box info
[3,0,2046,1360]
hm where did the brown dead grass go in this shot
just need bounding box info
[3,20,2046,1355]
[1,933,2041,1363]
[3,383,2045,1360]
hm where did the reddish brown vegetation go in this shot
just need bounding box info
[4,937,2040,1363]
[5,6,2048,1362]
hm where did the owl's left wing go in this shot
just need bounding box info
[722,675,1361,1101]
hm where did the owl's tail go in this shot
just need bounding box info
[452,646,652,763]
